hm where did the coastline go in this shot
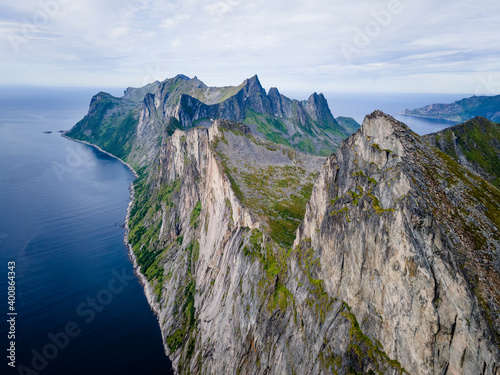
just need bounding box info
[61,133,139,178]
[124,184,162,317]
[395,112,460,123]
[62,133,163,324]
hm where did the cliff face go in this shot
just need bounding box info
[423,117,500,188]
[128,114,500,375]
[298,111,500,374]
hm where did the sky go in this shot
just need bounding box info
[0,0,499,94]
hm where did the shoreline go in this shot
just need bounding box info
[124,183,162,317]
[62,133,163,319]
[61,133,139,178]
[395,112,460,123]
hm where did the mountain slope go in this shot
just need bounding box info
[297,111,500,374]
[128,114,500,374]
[336,116,361,134]
[423,117,500,187]
[400,94,500,123]
[66,75,354,166]
[127,119,410,374]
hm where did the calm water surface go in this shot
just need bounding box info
[0,87,173,375]
[323,92,464,133]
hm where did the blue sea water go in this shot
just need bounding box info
[0,86,468,375]
[0,87,173,375]
[323,92,465,134]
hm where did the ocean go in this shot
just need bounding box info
[324,92,464,134]
[0,86,467,374]
[0,86,173,375]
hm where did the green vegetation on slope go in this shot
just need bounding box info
[336,116,361,134]
[214,133,318,248]
[65,94,139,160]
[128,172,180,302]
[243,108,292,148]
[415,138,500,343]
[427,117,500,187]
[128,169,201,370]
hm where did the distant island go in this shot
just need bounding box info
[399,94,500,122]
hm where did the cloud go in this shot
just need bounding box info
[0,0,499,93]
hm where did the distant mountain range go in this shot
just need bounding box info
[399,94,500,122]
[66,74,359,166]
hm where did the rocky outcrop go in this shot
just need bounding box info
[297,111,500,374]
[127,114,500,375]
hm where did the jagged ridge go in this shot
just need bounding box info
[127,118,410,374]
[298,111,500,374]
[127,114,500,374]
[66,75,356,168]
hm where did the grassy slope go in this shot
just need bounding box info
[65,94,139,160]
[243,108,343,156]
[425,117,500,187]
[213,126,321,248]
[336,116,361,134]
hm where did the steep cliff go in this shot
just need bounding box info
[423,117,500,187]
[127,114,500,374]
[298,111,500,374]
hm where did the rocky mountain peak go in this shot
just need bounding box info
[297,109,500,374]
[305,91,337,126]
[174,74,191,81]
[267,86,280,99]
[243,74,266,97]
[359,110,411,157]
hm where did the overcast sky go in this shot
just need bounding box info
[1,0,499,94]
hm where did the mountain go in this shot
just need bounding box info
[423,117,500,187]
[66,74,355,163]
[400,94,500,123]
[123,113,500,374]
[336,116,361,134]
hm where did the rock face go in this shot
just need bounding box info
[136,75,347,158]
[400,94,500,123]
[126,114,500,375]
[423,116,500,188]
[66,75,355,165]
[298,111,500,374]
